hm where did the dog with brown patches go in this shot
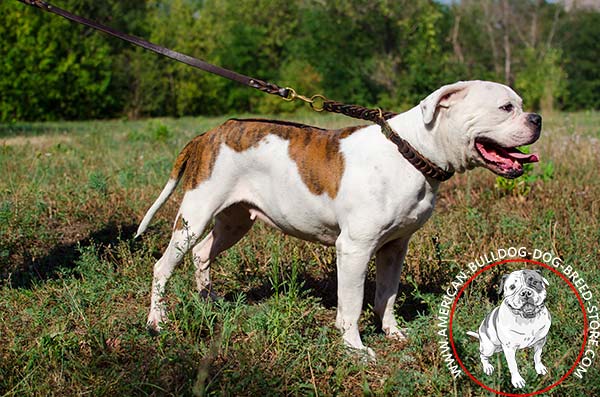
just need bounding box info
[136,80,542,358]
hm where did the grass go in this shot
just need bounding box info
[1,110,599,396]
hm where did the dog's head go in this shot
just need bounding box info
[499,269,549,318]
[420,80,541,178]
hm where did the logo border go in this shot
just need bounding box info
[448,259,589,396]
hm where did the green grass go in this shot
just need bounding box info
[1,111,599,396]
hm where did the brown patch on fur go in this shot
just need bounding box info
[174,119,364,198]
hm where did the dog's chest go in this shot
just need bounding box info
[378,183,437,243]
[498,306,551,348]
[337,132,439,241]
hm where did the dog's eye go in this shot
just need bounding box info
[499,103,514,112]
[509,284,516,290]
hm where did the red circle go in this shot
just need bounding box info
[448,259,589,396]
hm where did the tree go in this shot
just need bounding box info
[0,1,145,121]
[556,9,600,110]
[450,0,569,110]
[0,0,596,121]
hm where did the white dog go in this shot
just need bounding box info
[136,80,541,358]
[467,269,551,388]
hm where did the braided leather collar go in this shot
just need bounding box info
[322,100,454,182]
[380,119,454,181]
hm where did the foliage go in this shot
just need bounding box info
[0,0,598,121]
[515,48,567,112]
[494,147,555,197]
[556,9,600,110]
[0,1,147,122]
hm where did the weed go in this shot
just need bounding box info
[87,171,109,196]
[494,146,555,197]
[150,122,173,142]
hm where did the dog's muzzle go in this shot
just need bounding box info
[518,290,541,318]
[508,284,545,318]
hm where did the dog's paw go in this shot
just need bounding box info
[511,374,526,389]
[384,325,408,342]
[199,288,222,301]
[482,362,494,375]
[360,347,377,364]
[146,319,162,336]
[146,309,167,335]
[345,344,377,363]
[535,363,548,375]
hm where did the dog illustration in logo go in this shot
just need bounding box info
[467,269,551,388]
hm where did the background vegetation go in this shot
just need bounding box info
[1,0,599,122]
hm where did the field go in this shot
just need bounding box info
[1,111,599,396]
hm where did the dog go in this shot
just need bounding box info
[136,80,541,358]
[467,269,551,388]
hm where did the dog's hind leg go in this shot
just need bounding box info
[192,203,254,298]
[146,193,218,333]
[480,353,495,375]
[478,333,497,375]
[374,237,410,341]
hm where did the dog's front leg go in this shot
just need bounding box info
[502,345,526,388]
[335,233,375,358]
[374,237,410,341]
[532,337,548,375]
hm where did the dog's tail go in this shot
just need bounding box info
[135,141,193,238]
[466,331,480,340]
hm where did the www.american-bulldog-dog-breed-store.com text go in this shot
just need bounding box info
[136,80,542,358]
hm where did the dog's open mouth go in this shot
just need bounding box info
[475,138,539,179]
[520,302,539,318]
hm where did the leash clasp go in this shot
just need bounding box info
[283,88,327,112]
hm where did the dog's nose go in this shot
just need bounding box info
[520,289,533,298]
[527,113,542,129]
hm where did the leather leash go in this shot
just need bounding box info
[17,0,454,182]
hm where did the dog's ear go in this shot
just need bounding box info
[534,269,550,286]
[498,274,510,296]
[420,81,471,125]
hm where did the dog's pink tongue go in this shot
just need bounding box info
[506,148,539,163]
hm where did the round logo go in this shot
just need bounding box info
[447,259,588,396]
